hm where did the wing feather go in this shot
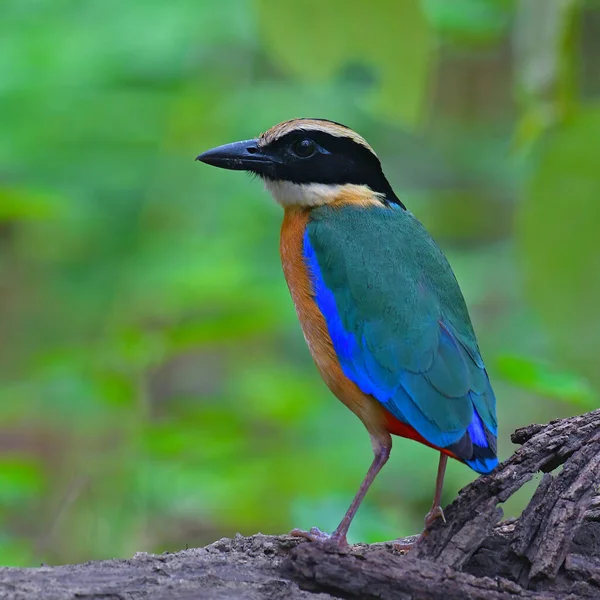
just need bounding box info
[304,205,498,473]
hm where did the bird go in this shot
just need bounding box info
[196,118,498,548]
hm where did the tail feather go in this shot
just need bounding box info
[447,407,498,474]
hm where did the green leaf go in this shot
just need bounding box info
[0,187,64,222]
[497,355,597,407]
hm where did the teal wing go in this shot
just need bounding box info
[304,205,497,473]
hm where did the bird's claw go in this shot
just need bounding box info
[392,539,416,553]
[290,526,331,543]
[290,527,348,549]
[392,506,446,554]
[392,533,423,553]
[424,505,446,529]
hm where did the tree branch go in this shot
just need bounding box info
[1,409,599,600]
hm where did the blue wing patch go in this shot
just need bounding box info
[303,229,498,474]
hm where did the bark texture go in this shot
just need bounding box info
[1,409,599,600]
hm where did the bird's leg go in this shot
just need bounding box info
[291,434,391,548]
[394,452,448,551]
[423,453,448,529]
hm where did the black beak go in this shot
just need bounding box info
[196,139,275,175]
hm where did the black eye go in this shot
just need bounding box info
[291,138,316,158]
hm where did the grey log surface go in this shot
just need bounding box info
[1,410,600,600]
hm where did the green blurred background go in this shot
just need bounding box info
[1,0,599,567]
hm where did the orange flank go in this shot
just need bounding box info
[279,205,343,386]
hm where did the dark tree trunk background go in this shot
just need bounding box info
[1,410,599,600]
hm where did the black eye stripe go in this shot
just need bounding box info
[269,130,375,161]
[257,129,405,208]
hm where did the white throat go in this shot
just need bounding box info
[263,180,344,207]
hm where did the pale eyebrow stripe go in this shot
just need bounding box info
[258,119,377,157]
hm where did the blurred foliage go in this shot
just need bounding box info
[519,108,600,383]
[423,0,516,45]
[0,0,598,567]
[258,0,432,124]
[497,355,597,408]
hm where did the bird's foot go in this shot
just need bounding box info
[290,527,348,549]
[393,506,446,554]
[424,505,446,529]
[392,534,422,553]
